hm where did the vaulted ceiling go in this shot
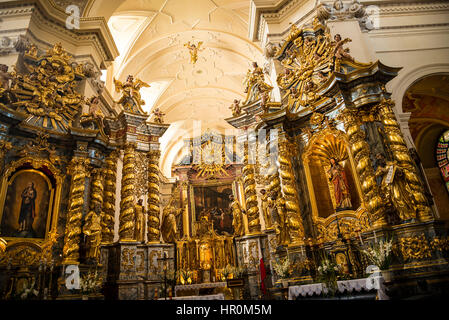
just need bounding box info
[83,0,265,177]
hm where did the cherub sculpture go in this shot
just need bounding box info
[229,99,242,117]
[333,34,354,61]
[152,107,165,124]
[184,41,204,64]
[114,75,150,114]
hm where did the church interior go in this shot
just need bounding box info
[0,0,448,300]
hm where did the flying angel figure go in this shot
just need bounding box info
[114,75,150,114]
[184,41,204,64]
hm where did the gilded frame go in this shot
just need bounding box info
[302,128,365,226]
[0,157,63,246]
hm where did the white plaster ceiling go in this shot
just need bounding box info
[104,0,265,177]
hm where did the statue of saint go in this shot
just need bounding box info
[327,158,352,211]
[374,153,417,222]
[134,199,145,242]
[17,182,37,237]
[273,192,289,246]
[259,189,272,229]
[229,194,244,237]
[243,62,273,104]
[161,197,182,243]
[83,203,102,262]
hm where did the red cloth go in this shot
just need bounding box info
[260,258,266,295]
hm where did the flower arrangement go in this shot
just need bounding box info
[17,279,39,300]
[80,270,103,295]
[272,257,292,279]
[317,259,341,294]
[362,239,393,271]
[221,264,234,280]
[231,265,247,279]
[178,269,191,285]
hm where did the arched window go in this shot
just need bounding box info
[436,130,449,193]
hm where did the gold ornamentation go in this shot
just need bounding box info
[0,139,12,173]
[278,135,304,244]
[147,150,161,242]
[119,143,137,241]
[63,157,90,264]
[230,194,244,237]
[101,151,118,244]
[90,168,104,214]
[339,109,386,227]
[242,62,273,106]
[114,75,150,115]
[10,43,84,133]
[377,99,433,222]
[430,236,449,252]
[396,235,432,261]
[134,151,148,199]
[242,143,261,233]
[83,203,102,262]
[184,41,204,64]
[151,108,165,124]
[192,139,230,179]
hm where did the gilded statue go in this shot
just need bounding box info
[332,34,354,62]
[161,196,182,243]
[327,158,352,210]
[374,153,417,222]
[0,64,11,100]
[134,199,145,242]
[114,75,150,114]
[242,61,273,105]
[229,99,242,117]
[229,195,244,237]
[259,189,272,229]
[152,107,165,123]
[272,191,289,246]
[83,203,102,262]
[184,41,204,64]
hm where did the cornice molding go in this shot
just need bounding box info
[0,0,119,64]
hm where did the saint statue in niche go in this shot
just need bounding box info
[18,182,37,236]
[327,158,352,211]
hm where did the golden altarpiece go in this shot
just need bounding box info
[0,17,448,300]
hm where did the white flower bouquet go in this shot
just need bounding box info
[362,239,393,271]
[272,257,292,279]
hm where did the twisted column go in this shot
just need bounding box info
[63,157,90,264]
[377,99,433,221]
[340,108,387,227]
[102,151,118,244]
[147,150,161,242]
[242,143,261,233]
[119,143,137,241]
[278,135,304,245]
[90,168,104,209]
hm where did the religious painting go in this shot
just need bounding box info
[193,184,233,235]
[0,169,54,239]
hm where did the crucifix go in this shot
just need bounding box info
[157,251,174,300]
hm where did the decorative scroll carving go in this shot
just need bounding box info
[63,157,90,264]
[119,143,136,241]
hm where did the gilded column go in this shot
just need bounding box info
[90,168,104,210]
[242,143,261,234]
[63,157,90,264]
[377,99,433,221]
[147,149,161,242]
[119,143,137,241]
[340,109,387,227]
[181,182,189,238]
[102,151,118,243]
[278,135,304,245]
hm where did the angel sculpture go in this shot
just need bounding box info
[229,99,242,117]
[332,34,354,61]
[184,41,204,64]
[114,75,150,114]
[152,107,165,124]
